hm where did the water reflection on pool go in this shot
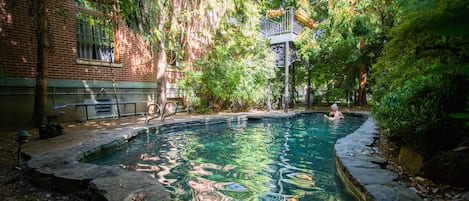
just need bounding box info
[85,113,366,200]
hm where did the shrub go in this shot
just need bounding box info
[373,75,466,154]
[325,88,345,104]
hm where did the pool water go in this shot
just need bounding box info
[85,113,366,200]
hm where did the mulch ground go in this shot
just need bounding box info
[378,137,469,201]
[0,127,86,201]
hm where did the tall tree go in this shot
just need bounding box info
[155,1,167,106]
[120,0,224,108]
[296,0,394,105]
[31,0,51,126]
[372,0,469,100]
[180,0,276,111]
[182,0,225,65]
[120,0,173,107]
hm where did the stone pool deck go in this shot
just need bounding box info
[21,111,421,201]
[335,117,422,201]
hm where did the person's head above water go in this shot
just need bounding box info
[331,104,339,111]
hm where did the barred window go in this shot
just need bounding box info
[75,0,117,63]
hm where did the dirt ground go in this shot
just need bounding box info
[0,127,86,201]
[0,116,147,201]
[1,109,467,200]
[378,137,469,201]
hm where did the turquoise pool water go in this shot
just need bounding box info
[85,113,367,200]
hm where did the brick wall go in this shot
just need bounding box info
[0,0,156,82]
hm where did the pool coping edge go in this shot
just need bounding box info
[334,117,422,201]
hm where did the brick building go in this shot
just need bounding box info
[0,0,169,126]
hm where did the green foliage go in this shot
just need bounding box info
[119,0,186,63]
[373,76,443,143]
[176,0,277,111]
[373,75,467,152]
[266,68,288,104]
[371,0,469,153]
[325,88,345,103]
[195,105,210,114]
[180,23,276,111]
[259,0,300,13]
[371,0,469,101]
[295,0,394,105]
[450,101,469,128]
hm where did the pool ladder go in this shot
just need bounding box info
[145,102,177,124]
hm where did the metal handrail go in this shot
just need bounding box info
[145,103,161,124]
[260,6,303,37]
[145,101,178,124]
[161,102,177,121]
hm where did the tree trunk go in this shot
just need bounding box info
[156,49,167,107]
[357,64,367,106]
[357,36,367,106]
[291,62,295,107]
[306,63,312,108]
[32,0,50,127]
[156,12,167,108]
[267,80,272,111]
[284,41,289,113]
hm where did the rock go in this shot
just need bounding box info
[423,151,469,187]
[453,145,469,152]
[370,157,389,169]
[415,176,426,182]
[39,124,65,139]
[90,170,171,201]
[398,146,424,174]
[461,191,469,200]
[392,184,423,201]
[366,184,399,201]
[348,167,398,185]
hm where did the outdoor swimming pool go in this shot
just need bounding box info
[84,113,367,200]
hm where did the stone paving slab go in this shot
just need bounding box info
[335,117,422,201]
[90,170,170,201]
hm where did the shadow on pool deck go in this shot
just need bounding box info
[22,110,291,155]
[20,109,419,201]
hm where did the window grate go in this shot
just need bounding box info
[75,0,116,62]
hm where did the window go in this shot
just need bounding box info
[75,0,117,63]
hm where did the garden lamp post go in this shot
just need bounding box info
[16,130,31,169]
